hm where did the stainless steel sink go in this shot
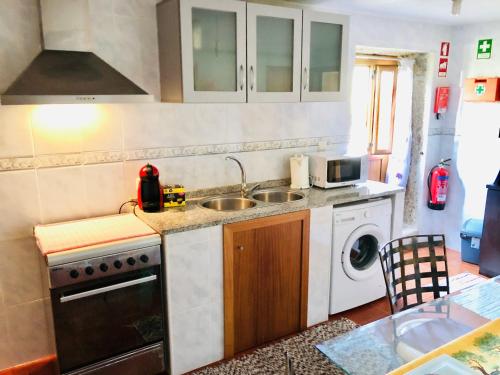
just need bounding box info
[200,196,257,211]
[251,190,305,203]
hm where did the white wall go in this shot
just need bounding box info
[422,21,500,250]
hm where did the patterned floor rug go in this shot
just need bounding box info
[193,318,357,375]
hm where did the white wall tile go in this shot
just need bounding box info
[122,160,144,198]
[37,166,88,223]
[89,0,113,15]
[113,0,154,19]
[0,170,40,240]
[307,206,333,327]
[83,162,126,217]
[31,120,83,156]
[279,103,311,139]
[0,0,41,94]
[0,106,34,158]
[0,238,44,307]
[229,104,283,142]
[122,104,165,150]
[6,299,53,366]
[169,305,221,375]
[165,226,222,312]
[0,311,15,370]
[192,104,228,145]
[81,105,123,152]
[164,226,223,375]
[111,14,143,84]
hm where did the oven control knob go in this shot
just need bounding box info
[99,263,108,272]
[69,269,79,279]
[127,257,136,266]
[114,260,122,269]
[85,266,94,276]
[140,255,149,263]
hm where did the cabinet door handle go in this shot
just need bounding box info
[237,245,244,251]
[250,66,255,91]
[303,67,308,91]
[239,64,245,91]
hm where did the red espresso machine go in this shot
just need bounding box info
[137,164,162,212]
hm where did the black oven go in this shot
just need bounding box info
[49,245,166,375]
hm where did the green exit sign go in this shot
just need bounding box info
[477,39,493,59]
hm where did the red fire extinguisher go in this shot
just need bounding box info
[427,158,451,210]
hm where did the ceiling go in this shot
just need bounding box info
[284,0,500,25]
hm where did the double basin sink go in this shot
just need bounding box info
[200,189,305,212]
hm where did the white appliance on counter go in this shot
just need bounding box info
[309,152,368,189]
[290,154,310,189]
[330,199,391,314]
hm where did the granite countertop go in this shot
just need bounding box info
[136,181,404,235]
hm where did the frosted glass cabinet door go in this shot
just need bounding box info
[247,4,302,102]
[180,0,246,103]
[302,11,349,102]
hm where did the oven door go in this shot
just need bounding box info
[51,266,164,373]
[327,157,363,185]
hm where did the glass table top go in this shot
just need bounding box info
[316,276,500,375]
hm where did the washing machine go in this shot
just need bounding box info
[330,198,392,314]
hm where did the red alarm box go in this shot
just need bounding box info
[464,77,500,102]
[434,87,450,114]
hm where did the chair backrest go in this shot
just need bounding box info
[378,234,450,314]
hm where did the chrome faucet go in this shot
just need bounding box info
[225,156,260,197]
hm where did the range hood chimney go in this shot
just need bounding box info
[1,0,154,105]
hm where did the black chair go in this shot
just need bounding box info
[378,234,450,314]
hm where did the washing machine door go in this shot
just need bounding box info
[341,224,385,281]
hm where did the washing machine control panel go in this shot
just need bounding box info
[335,213,358,224]
[334,199,391,225]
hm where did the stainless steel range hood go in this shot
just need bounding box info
[1,50,153,105]
[1,0,154,105]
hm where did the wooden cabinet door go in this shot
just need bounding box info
[231,228,258,353]
[255,219,304,343]
[224,210,310,357]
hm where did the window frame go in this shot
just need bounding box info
[355,58,398,155]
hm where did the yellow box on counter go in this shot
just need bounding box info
[163,185,186,208]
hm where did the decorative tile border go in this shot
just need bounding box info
[0,136,350,172]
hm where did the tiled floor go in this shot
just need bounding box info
[330,248,482,326]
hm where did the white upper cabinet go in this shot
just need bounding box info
[246,3,302,103]
[157,0,246,103]
[157,0,349,103]
[301,11,350,102]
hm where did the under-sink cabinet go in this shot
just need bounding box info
[223,210,310,357]
[157,0,349,103]
[163,208,330,374]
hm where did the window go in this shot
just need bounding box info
[352,58,398,182]
[354,59,398,155]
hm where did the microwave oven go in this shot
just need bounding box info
[309,152,368,188]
